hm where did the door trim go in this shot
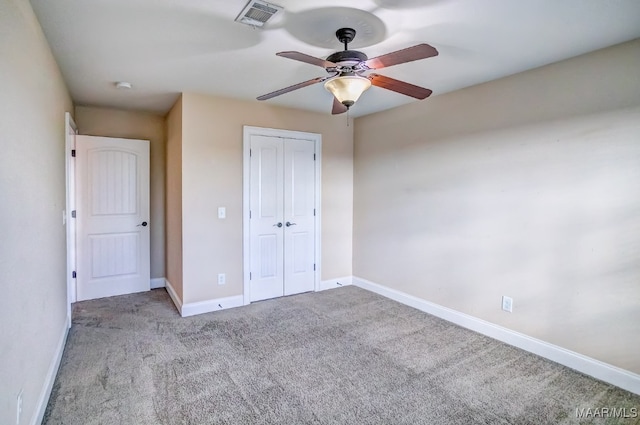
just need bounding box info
[65,112,77,325]
[242,126,322,305]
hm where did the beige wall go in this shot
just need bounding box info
[165,96,183,298]
[353,39,640,373]
[180,93,353,303]
[0,0,73,423]
[74,106,166,279]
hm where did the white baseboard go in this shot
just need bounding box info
[164,279,182,315]
[319,276,352,291]
[150,277,165,289]
[181,295,244,317]
[352,276,640,395]
[33,314,70,425]
[164,279,243,317]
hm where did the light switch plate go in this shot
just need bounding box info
[218,207,226,219]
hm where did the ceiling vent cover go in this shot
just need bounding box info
[235,1,283,28]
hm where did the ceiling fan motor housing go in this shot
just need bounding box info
[326,50,368,64]
[328,28,368,67]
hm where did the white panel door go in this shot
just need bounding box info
[249,135,285,301]
[283,138,316,295]
[76,135,150,301]
[249,135,316,302]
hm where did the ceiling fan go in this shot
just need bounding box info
[257,27,439,115]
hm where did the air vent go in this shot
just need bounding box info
[235,0,283,28]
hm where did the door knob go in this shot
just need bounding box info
[285,221,297,227]
[137,221,148,227]
[273,222,283,228]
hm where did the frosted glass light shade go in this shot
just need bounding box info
[324,75,372,107]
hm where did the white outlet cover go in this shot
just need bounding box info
[502,296,513,313]
[218,273,226,285]
[218,207,226,219]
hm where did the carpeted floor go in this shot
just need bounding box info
[43,286,639,424]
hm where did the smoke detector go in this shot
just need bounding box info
[115,81,132,90]
[235,0,283,28]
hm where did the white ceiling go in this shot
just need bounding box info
[30,0,640,117]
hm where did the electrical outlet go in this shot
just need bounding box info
[17,390,23,424]
[217,273,226,285]
[502,296,513,313]
[218,207,226,219]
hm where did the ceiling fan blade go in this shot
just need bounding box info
[331,97,348,115]
[257,77,328,101]
[364,43,438,70]
[369,73,433,99]
[277,51,337,69]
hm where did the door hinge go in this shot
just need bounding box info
[313,208,316,216]
[72,271,76,279]
[313,264,316,271]
[313,153,316,161]
[249,210,252,219]
[250,149,252,157]
[71,210,76,218]
[249,272,252,280]
[71,149,76,157]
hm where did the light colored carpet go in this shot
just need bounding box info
[44,286,639,424]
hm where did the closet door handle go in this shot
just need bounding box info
[285,221,297,227]
[273,222,283,228]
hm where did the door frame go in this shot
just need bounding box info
[242,126,322,305]
[65,112,77,326]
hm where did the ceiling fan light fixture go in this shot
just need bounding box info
[324,75,371,108]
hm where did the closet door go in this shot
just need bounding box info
[249,135,285,301]
[249,135,316,302]
[283,138,316,295]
